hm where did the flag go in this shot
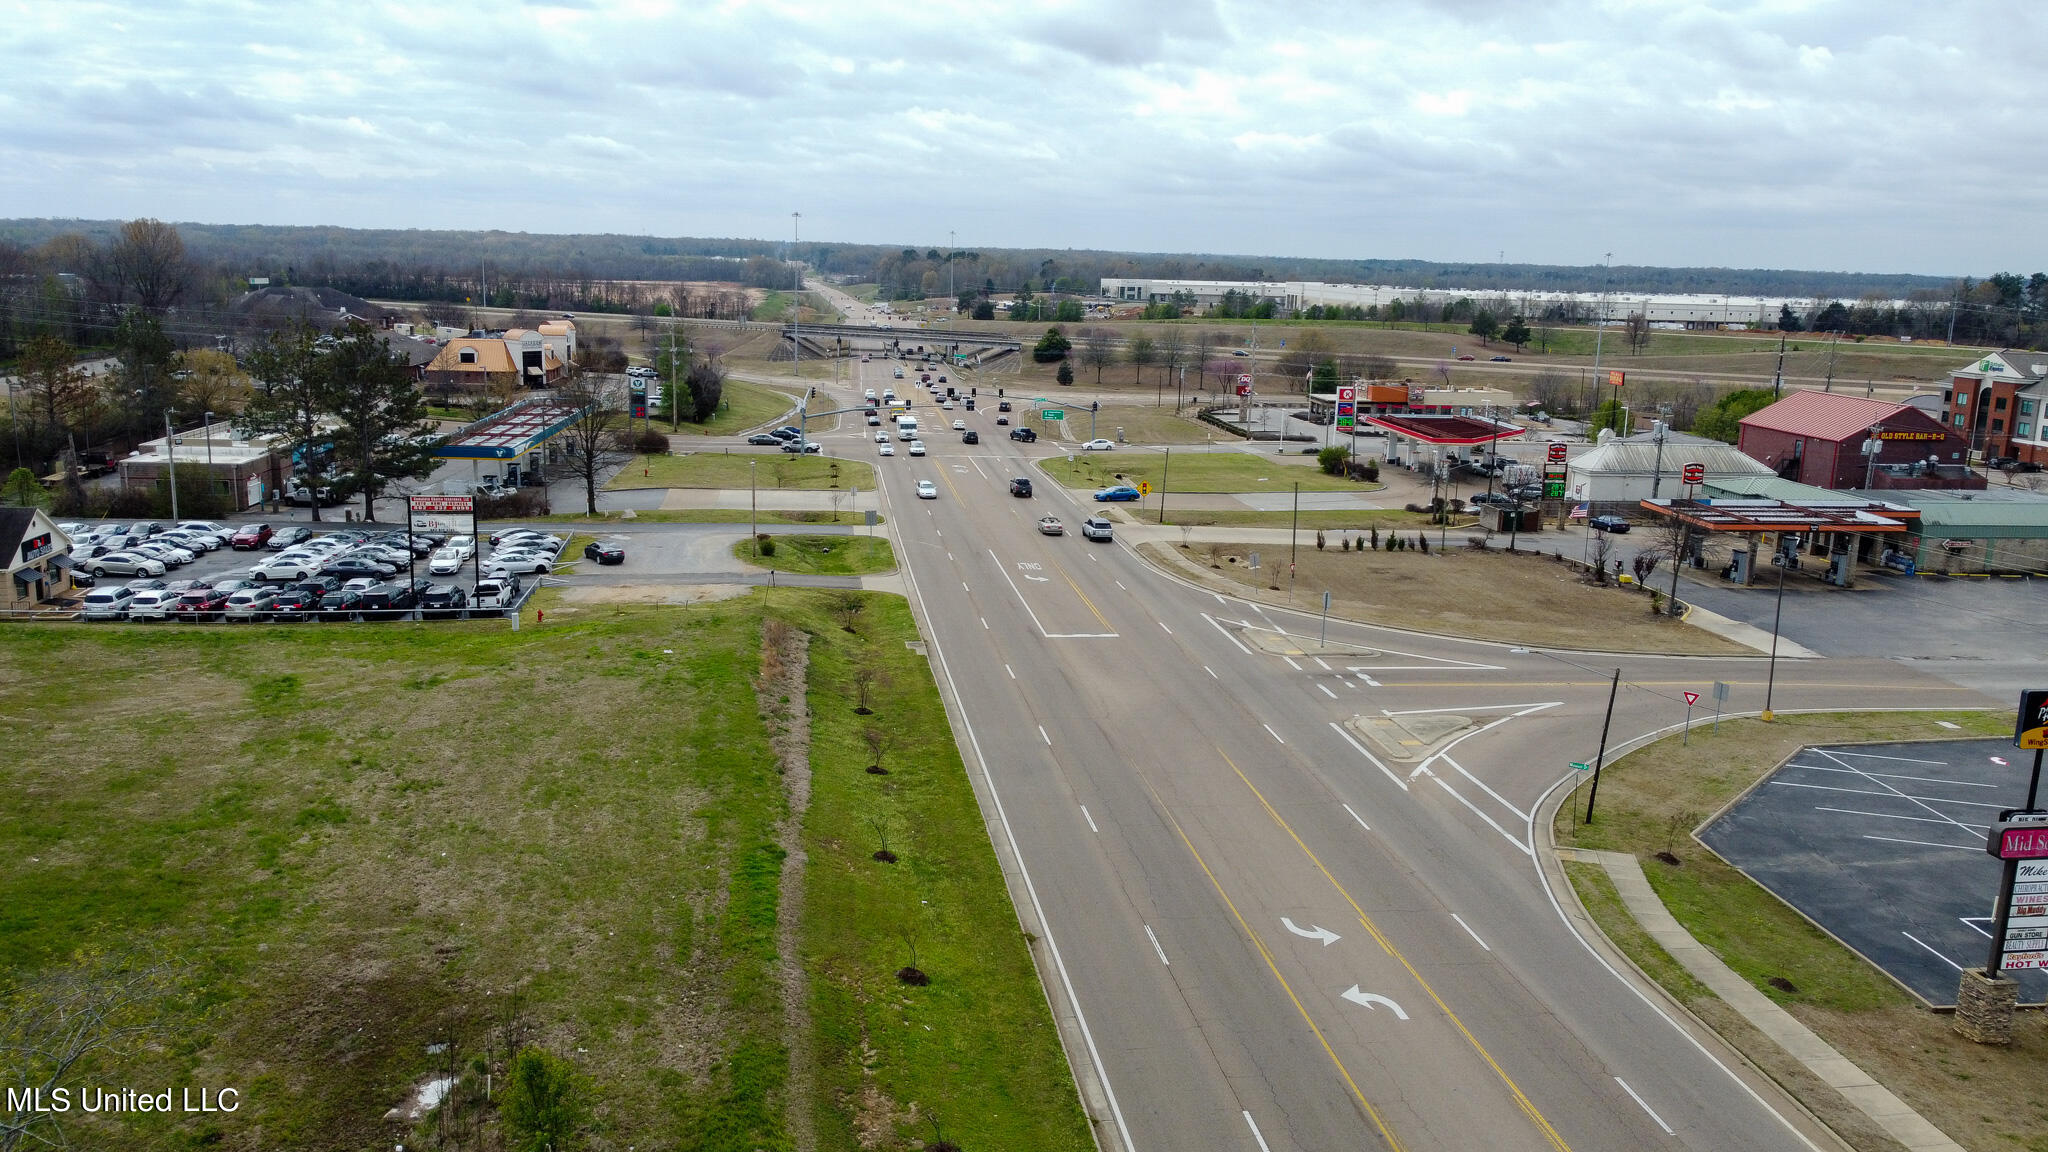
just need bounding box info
[1569,503,1589,519]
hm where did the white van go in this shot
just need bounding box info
[896,415,919,441]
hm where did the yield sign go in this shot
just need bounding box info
[1684,691,1700,706]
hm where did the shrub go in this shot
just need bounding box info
[500,1048,591,1152]
[756,533,776,558]
[633,429,671,454]
[1315,529,1326,551]
[1317,445,1352,475]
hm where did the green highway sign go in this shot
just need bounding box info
[1571,761,1592,772]
[1042,409,1065,420]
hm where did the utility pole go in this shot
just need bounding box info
[1584,668,1622,823]
[164,409,179,522]
[791,211,802,378]
[1649,419,1668,498]
[1771,330,1788,399]
[948,230,956,307]
[1823,328,1841,391]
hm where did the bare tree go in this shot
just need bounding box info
[1080,327,1114,385]
[554,384,634,516]
[1158,328,1188,393]
[105,218,189,312]
[1528,371,1572,415]
[1624,312,1652,354]
[177,348,253,423]
[2,950,181,1152]
[1126,334,1157,386]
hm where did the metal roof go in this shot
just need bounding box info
[1842,488,2048,536]
[1641,497,1916,534]
[436,400,588,461]
[1362,414,1525,446]
[1571,438,1771,477]
[1738,390,1916,442]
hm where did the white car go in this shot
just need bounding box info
[428,550,467,576]
[940,400,954,410]
[908,440,926,456]
[124,589,179,621]
[878,443,895,456]
[1081,438,1115,451]
[916,480,938,499]
[249,556,318,582]
[875,430,890,443]
[441,534,477,558]
[951,419,966,431]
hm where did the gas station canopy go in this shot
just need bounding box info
[1638,496,1919,534]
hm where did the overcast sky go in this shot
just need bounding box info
[4,1,2042,278]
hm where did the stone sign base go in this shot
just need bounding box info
[1952,968,2019,1045]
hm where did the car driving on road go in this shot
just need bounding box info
[1037,516,1064,535]
[1080,516,1114,541]
[916,480,938,499]
[1081,438,1115,451]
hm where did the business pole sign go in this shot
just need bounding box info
[1237,374,1253,396]
[1336,385,1356,430]
[1547,441,1568,463]
[1607,369,1626,388]
[409,494,476,535]
[1681,462,1706,486]
[2015,689,2048,749]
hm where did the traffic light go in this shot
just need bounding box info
[1091,401,1099,412]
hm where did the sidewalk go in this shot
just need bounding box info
[1562,847,1964,1152]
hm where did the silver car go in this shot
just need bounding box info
[85,552,167,578]
[223,588,281,622]
[81,586,139,620]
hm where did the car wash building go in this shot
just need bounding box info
[433,398,589,492]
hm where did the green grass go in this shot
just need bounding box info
[0,594,1088,1152]
[658,378,799,437]
[1133,507,1423,529]
[609,451,876,492]
[843,283,881,302]
[530,508,879,526]
[1041,451,1373,493]
[733,534,897,575]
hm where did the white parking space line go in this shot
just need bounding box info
[1328,723,1408,791]
[1450,913,1491,952]
[1144,924,1170,965]
[1814,805,1988,829]
[1342,803,1370,831]
[1769,781,2006,810]
[1081,805,1100,833]
[1039,725,1051,746]
[1317,684,1338,699]
[1263,723,1285,744]
[1615,1078,1674,1135]
[1243,1111,1274,1152]
[1862,833,1982,852]
[1793,764,1998,788]
[1903,931,1964,971]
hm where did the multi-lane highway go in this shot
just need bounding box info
[823,355,1987,1152]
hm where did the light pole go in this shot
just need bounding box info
[203,410,215,516]
[164,408,180,522]
[948,230,955,307]
[1762,543,1790,721]
[750,458,758,557]
[791,211,802,378]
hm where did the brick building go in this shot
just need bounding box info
[1942,349,2048,465]
[1737,390,1982,491]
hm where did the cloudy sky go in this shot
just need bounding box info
[4,0,2042,277]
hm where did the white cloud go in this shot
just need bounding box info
[0,0,2043,274]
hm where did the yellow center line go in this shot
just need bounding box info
[1146,781,1410,1152]
[1219,749,1575,1152]
[1051,559,1114,631]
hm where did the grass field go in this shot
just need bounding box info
[1143,539,1748,653]
[1042,451,1375,494]
[661,378,798,438]
[1553,710,2048,1152]
[732,534,896,575]
[0,595,1089,1152]
[533,508,877,527]
[1132,507,1424,529]
[1058,404,1229,445]
[610,451,877,492]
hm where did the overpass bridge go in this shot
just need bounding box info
[777,322,1023,368]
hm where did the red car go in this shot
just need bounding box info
[171,586,233,620]
[231,523,274,549]
[1456,355,1476,361]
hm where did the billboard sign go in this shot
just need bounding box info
[2016,690,2048,749]
[1682,462,1706,485]
[1547,441,1568,463]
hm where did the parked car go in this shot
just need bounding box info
[86,552,167,578]
[1038,516,1065,536]
[267,526,311,550]
[1589,514,1631,534]
[1009,427,1037,442]
[221,587,279,621]
[428,549,468,576]
[124,589,180,622]
[1009,477,1033,498]
[128,541,195,566]
[271,577,343,619]
[316,589,366,619]
[81,586,140,620]
[438,534,476,560]
[419,584,468,613]
[487,553,554,576]
[916,480,938,500]
[355,581,422,617]
[472,575,521,609]
[1080,516,1115,541]
[172,586,234,620]
[249,555,319,582]
[1081,438,1115,451]
[583,539,626,565]
[1095,485,1141,502]
[1469,491,1518,507]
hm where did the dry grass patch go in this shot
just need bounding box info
[1146,539,1748,653]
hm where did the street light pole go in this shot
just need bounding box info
[164,408,179,522]
[203,409,215,513]
[1762,550,1789,721]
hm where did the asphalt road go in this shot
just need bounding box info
[826,358,1996,1151]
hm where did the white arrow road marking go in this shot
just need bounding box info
[1022,574,1050,582]
[1340,987,1409,1019]
[1281,917,1342,946]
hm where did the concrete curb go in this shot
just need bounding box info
[1569,847,1965,1152]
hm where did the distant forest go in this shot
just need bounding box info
[2,217,2043,350]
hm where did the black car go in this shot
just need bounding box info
[583,540,626,565]
[1009,427,1037,442]
[323,556,399,580]
[772,426,802,440]
[318,589,366,619]
[998,401,1012,412]
[747,434,783,446]
[1589,514,1631,534]
[419,584,468,612]
[961,430,979,444]
[355,581,422,617]
[1469,492,1518,508]
[1009,477,1033,497]
[272,578,341,619]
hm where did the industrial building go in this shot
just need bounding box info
[1736,390,1981,491]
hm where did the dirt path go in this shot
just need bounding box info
[756,618,817,1152]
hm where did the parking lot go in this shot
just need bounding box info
[1700,738,2048,1006]
[59,518,596,622]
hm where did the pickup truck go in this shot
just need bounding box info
[283,482,342,507]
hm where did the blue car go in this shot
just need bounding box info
[1094,485,1141,502]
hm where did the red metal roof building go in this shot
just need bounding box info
[1363,414,1525,469]
[1736,390,1981,491]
